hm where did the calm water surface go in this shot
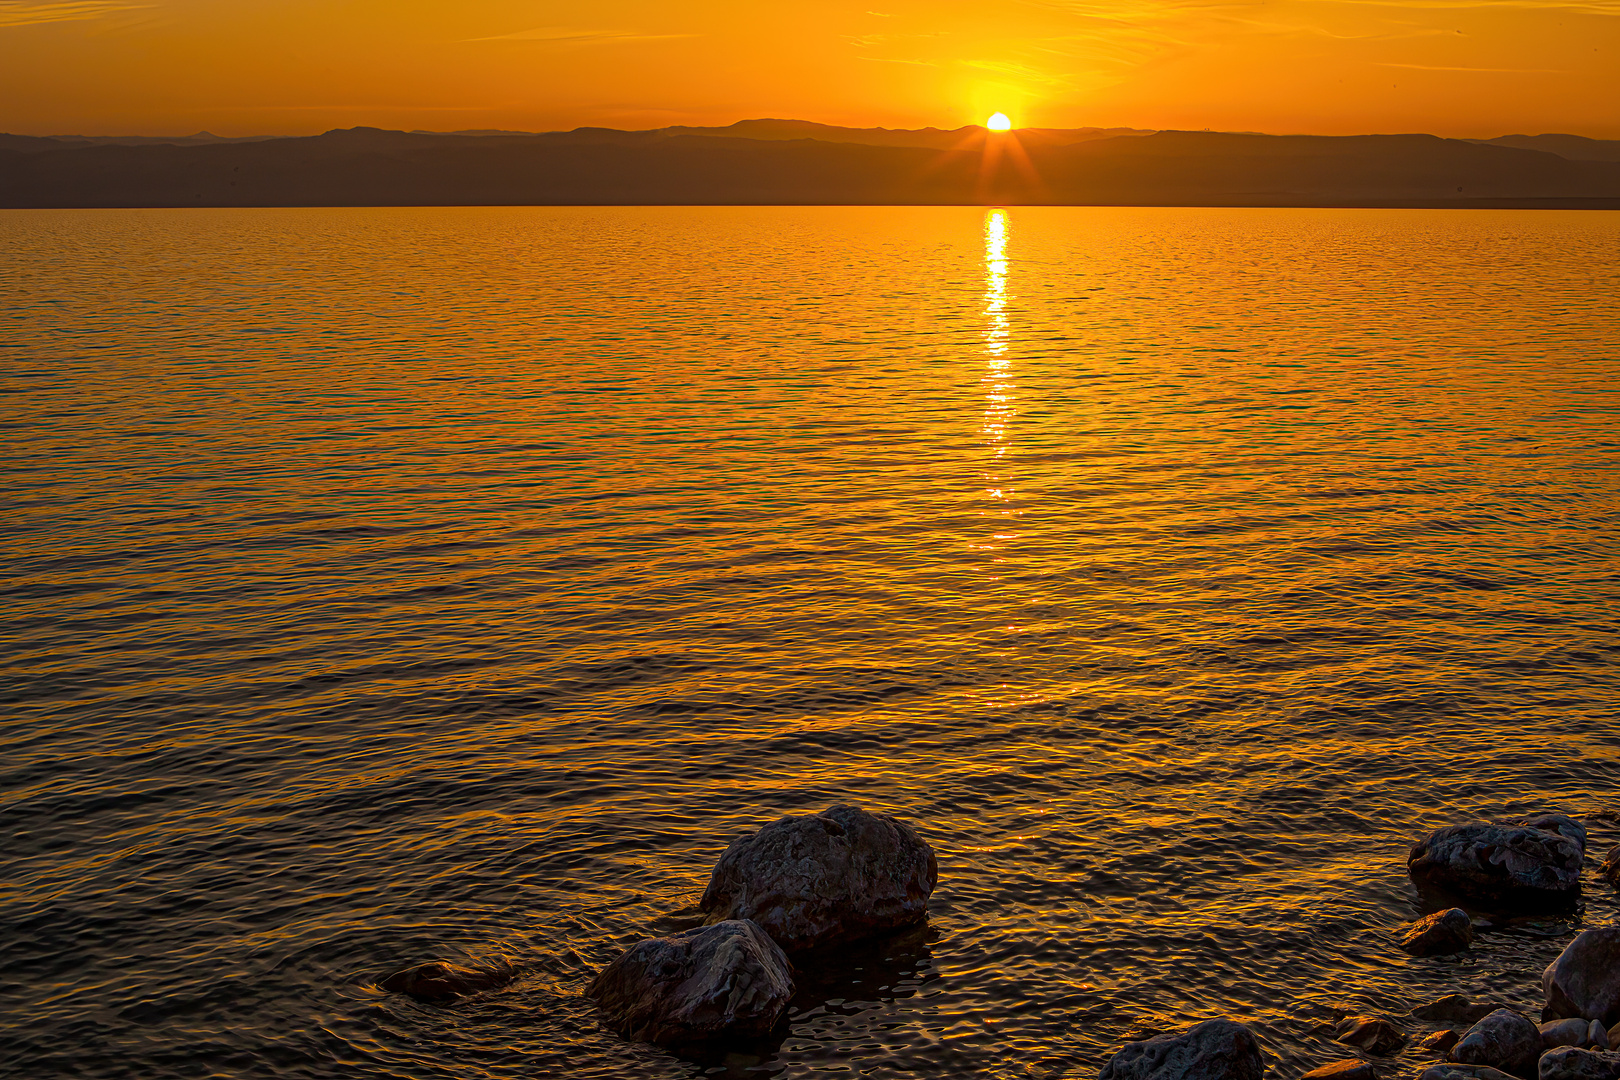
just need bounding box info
[2,206,1619,1080]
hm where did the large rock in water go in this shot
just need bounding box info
[1454,1009,1544,1079]
[1543,929,1620,1027]
[1400,908,1473,956]
[1099,1019,1265,1080]
[1408,819,1583,910]
[698,804,937,951]
[586,919,794,1047]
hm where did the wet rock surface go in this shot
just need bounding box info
[698,804,938,951]
[1543,1019,1599,1050]
[1422,1065,1523,1080]
[1501,815,1588,853]
[1337,1016,1407,1056]
[1304,1061,1377,1080]
[1455,1009,1544,1079]
[1400,908,1474,956]
[585,919,794,1048]
[1099,1019,1265,1080]
[1537,1048,1617,1080]
[378,958,518,1000]
[1544,929,1620,1027]
[1408,821,1583,910]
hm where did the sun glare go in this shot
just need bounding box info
[986,112,1012,132]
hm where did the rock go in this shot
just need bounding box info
[1401,908,1475,956]
[1454,1009,1543,1078]
[1590,1022,1609,1051]
[1543,1019,1597,1050]
[379,957,517,999]
[1304,1061,1377,1080]
[1537,1048,1615,1080]
[586,919,794,1047]
[1099,1019,1265,1080]
[1421,1030,1463,1054]
[1500,814,1588,854]
[1544,929,1620,1027]
[1408,822,1583,910]
[1337,1016,1407,1055]
[698,804,938,951]
[1600,846,1620,891]
[1415,995,1509,1025]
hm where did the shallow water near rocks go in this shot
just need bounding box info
[2,205,1619,1080]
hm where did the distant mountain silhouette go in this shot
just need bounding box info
[2,121,1617,208]
[1480,134,1620,162]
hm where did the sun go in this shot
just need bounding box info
[986,112,1012,132]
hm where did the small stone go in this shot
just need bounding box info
[1337,1016,1407,1056]
[379,957,518,1000]
[1455,1009,1543,1078]
[1421,1030,1463,1054]
[1099,1019,1265,1080]
[1303,1061,1377,1080]
[1589,1022,1608,1051]
[1401,909,1474,956]
[1543,1019,1596,1050]
[585,919,794,1047]
[1537,1048,1614,1080]
[1415,995,1511,1025]
[1543,929,1620,1027]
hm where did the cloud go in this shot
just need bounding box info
[465,26,697,44]
[0,1,147,27]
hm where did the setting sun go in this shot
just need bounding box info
[986,113,1012,132]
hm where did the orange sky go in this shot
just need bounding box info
[1,0,1615,137]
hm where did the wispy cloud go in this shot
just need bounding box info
[0,1,147,28]
[465,26,697,44]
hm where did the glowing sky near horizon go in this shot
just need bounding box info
[0,0,1614,137]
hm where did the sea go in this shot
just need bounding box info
[2,205,1618,1080]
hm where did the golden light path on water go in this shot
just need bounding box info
[982,209,1017,566]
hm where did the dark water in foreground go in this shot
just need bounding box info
[2,206,1619,1080]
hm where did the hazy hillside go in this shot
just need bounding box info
[2,123,1617,208]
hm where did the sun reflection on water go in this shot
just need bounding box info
[981,208,1019,555]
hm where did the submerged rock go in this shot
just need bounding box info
[1421,1030,1463,1054]
[1600,846,1620,891]
[698,804,937,952]
[1415,995,1507,1025]
[586,919,793,1047]
[1099,1019,1265,1080]
[1537,1048,1615,1080]
[1337,1016,1407,1055]
[1408,821,1583,910]
[1544,929,1620,1027]
[379,957,518,1000]
[1454,1009,1543,1079]
[1400,908,1474,956]
[1543,1019,1598,1050]
[1304,1061,1377,1080]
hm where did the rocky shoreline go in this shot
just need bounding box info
[375,805,1620,1078]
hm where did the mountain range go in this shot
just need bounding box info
[3,120,1618,208]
